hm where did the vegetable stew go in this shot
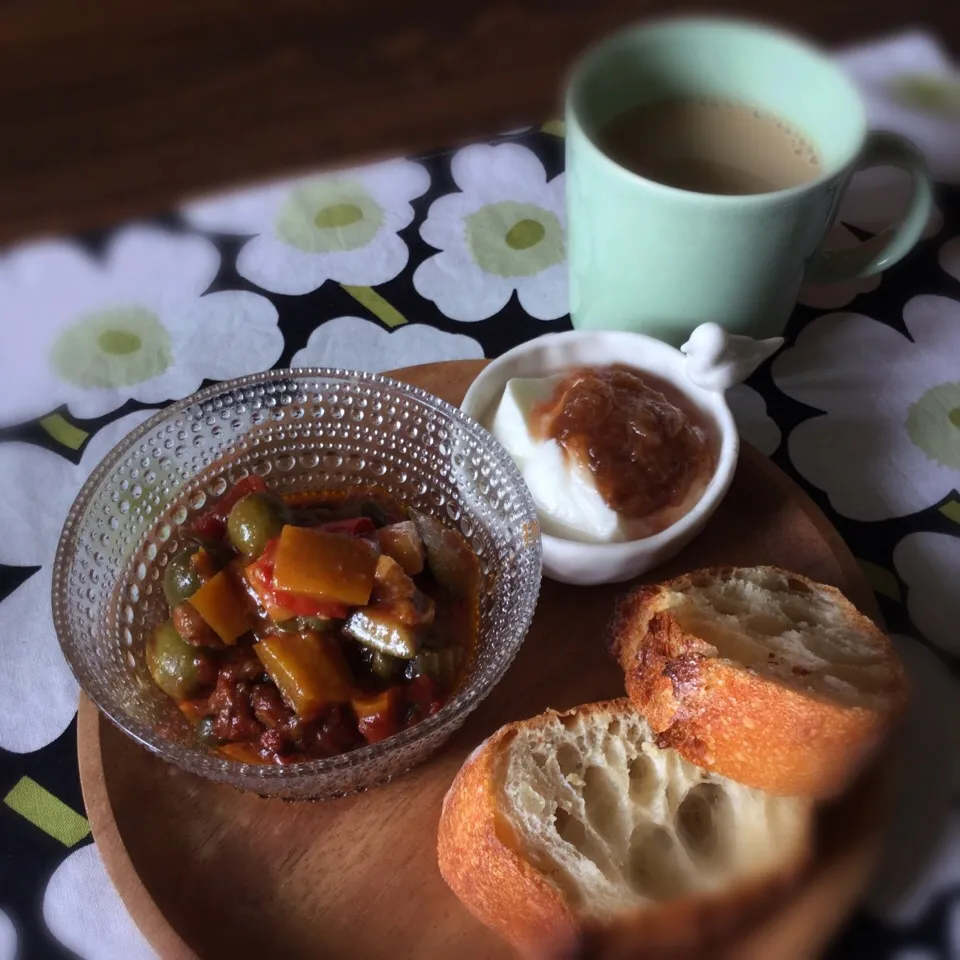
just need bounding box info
[148,477,480,764]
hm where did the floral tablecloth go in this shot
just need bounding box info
[1,30,959,960]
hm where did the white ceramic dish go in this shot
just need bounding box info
[461,324,781,585]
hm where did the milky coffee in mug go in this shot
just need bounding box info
[565,17,933,343]
[597,98,822,196]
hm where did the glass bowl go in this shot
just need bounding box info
[52,369,542,799]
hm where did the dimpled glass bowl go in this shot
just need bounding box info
[52,369,542,799]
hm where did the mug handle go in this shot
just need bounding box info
[805,131,933,284]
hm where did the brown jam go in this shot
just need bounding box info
[530,365,715,520]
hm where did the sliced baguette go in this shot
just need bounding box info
[610,566,907,799]
[437,700,811,958]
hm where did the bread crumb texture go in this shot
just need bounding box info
[664,567,901,707]
[499,703,808,920]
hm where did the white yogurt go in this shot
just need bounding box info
[488,375,632,543]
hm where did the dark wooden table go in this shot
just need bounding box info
[1,0,957,245]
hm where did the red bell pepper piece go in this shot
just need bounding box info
[192,475,267,540]
[318,517,376,538]
[246,537,280,581]
[246,537,350,620]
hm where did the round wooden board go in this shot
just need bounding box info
[78,359,891,960]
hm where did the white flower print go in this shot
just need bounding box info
[43,844,157,960]
[868,635,960,922]
[798,167,942,310]
[773,299,960,520]
[839,32,960,183]
[182,160,430,295]
[0,410,153,752]
[291,316,483,373]
[940,236,960,282]
[413,143,567,322]
[0,567,76,753]
[727,385,781,456]
[893,532,960,657]
[0,908,15,960]
[0,228,281,427]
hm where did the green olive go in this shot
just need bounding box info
[146,620,209,701]
[163,547,203,606]
[226,492,290,558]
[196,715,225,747]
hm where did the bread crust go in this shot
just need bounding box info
[437,723,578,957]
[438,700,811,959]
[609,567,907,799]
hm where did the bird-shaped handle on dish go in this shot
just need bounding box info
[680,322,784,393]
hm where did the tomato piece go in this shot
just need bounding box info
[318,517,376,537]
[314,705,363,756]
[192,475,267,540]
[352,687,405,744]
[405,674,443,727]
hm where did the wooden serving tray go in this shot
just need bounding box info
[78,359,890,960]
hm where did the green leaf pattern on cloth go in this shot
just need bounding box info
[4,776,90,847]
[940,500,960,525]
[857,559,902,601]
[340,285,409,328]
[39,414,89,450]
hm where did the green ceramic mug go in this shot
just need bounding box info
[565,16,934,343]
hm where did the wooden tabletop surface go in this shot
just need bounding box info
[2,0,957,246]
